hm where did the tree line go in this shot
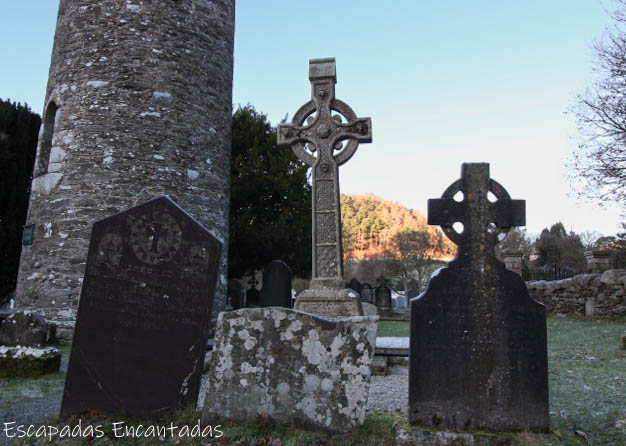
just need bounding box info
[0,99,40,303]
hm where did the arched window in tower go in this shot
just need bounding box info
[36,101,58,176]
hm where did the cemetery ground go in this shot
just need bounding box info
[0,318,623,445]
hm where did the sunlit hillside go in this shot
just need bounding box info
[341,194,457,261]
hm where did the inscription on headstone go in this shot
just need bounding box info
[261,260,293,308]
[277,58,371,317]
[409,163,549,432]
[61,196,222,418]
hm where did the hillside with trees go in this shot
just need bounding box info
[340,193,456,261]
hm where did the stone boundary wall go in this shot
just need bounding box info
[526,269,626,318]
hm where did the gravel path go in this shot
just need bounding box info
[0,391,62,446]
[0,367,408,445]
[367,366,408,414]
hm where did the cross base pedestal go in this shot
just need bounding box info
[294,288,363,318]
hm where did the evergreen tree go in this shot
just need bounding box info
[228,105,311,278]
[0,99,40,302]
[534,222,587,271]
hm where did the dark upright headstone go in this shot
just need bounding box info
[346,278,362,296]
[409,163,549,432]
[375,276,392,315]
[246,277,261,307]
[406,279,420,299]
[228,279,245,310]
[261,260,293,308]
[61,196,221,418]
[361,283,374,304]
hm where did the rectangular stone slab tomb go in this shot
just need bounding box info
[409,163,549,432]
[61,196,222,418]
[202,308,379,433]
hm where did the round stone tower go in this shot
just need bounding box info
[16,0,235,339]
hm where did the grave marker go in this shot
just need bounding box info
[261,260,293,308]
[61,196,221,417]
[228,278,245,310]
[246,277,261,307]
[277,58,371,317]
[361,283,374,304]
[346,277,362,296]
[409,163,549,431]
[375,276,393,315]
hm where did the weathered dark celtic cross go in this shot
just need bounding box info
[428,163,525,253]
[409,163,549,432]
[278,58,371,290]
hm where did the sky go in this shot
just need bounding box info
[0,0,623,238]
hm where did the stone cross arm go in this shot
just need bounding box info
[427,163,525,247]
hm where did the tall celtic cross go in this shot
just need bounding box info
[278,58,371,289]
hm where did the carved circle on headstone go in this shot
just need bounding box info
[439,178,512,246]
[95,233,123,268]
[129,211,182,264]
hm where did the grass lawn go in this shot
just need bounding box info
[5,318,625,445]
[378,320,410,337]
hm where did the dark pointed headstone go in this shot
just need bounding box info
[228,279,245,310]
[246,277,261,307]
[409,163,549,432]
[61,196,222,418]
[375,276,392,315]
[261,260,293,308]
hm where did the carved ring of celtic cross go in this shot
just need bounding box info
[439,178,513,246]
[284,97,366,167]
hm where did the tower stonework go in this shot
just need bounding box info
[16,0,235,339]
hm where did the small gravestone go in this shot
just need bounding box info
[61,196,222,418]
[375,277,392,315]
[346,278,362,296]
[228,279,245,310]
[396,295,408,309]
[277,58,371,317]
[246,278,261,307]
[409,163,549,432]
[261,260,293,308]
[406,279,420,299]
[0,311,56,347]
[361,283,374,304]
